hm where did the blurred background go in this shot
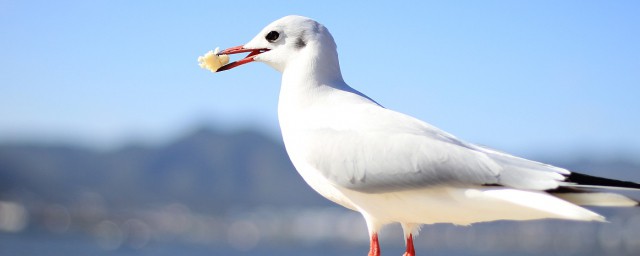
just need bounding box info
[1,1,639,255]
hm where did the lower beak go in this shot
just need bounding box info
[216,45,269,72]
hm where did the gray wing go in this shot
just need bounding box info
[300,107,568,193]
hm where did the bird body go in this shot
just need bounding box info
[277,69,606,224]
[214,15,640,256]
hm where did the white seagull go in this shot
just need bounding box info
[213,15,640,256]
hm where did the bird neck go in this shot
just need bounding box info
[277,43,347,130]
[281,41,345,91]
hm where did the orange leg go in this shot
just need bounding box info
[403,233,415,256]
[368,233,381,256]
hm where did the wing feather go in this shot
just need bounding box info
[295,103,572,193]
[303,129,501,193]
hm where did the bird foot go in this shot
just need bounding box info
[403,233,416,256]
[368,233,381,256]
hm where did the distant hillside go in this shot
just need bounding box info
[1,126,639,254]
[0,127,331,213]
[0,126,638,213]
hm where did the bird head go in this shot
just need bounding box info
[217,15,338,73]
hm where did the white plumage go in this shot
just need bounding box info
[215,15,639,256]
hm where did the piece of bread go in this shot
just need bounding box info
[198,47,230,72]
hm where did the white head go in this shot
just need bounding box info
[217,15,342,81]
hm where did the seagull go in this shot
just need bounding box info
[214,15,640,256]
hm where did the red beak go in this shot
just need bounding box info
[216,45,269,72]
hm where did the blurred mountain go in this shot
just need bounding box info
[1,126,640,255]
[0,126,331,214]
[0,126,638,214]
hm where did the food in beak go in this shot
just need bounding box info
[215,46,269,72]
[198,47,230,73]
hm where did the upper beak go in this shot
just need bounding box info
[216,45,269,72]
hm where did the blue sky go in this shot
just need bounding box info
[1,1,639,158]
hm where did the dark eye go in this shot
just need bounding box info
[265,31,279,42]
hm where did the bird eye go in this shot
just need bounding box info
[265,31,280,42]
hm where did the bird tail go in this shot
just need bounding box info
[550,172,640,207]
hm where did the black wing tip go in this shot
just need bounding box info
[565,172,640,190]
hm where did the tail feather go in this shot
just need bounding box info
[563,172,640,190]
[550,172,640,207]
[551,191,639,207]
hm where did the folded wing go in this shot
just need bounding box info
[302,107,570,193]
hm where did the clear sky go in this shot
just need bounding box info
[1,1,639,158]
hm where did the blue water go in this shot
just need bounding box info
[0,233,535,256]
[0,233,370,256]
[2,231,634,256]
